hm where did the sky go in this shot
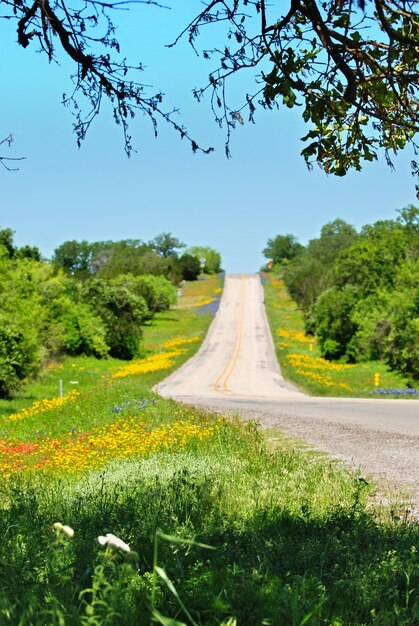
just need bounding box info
[1,2,417,273]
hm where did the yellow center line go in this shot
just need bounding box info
[213,275,246,394]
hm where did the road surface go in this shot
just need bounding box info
[156,274,419,504]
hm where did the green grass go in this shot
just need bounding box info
[0,272,418,625]
[263,273,417,397]
[0,275,222,439]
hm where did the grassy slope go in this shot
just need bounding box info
[263,273,416,397]
[0,274,418,625]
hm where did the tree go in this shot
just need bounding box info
[0,228,16,258]
[52,240,95,277]
[2,0,417,180]
[177,253,201,281]
[0,135,25,171]
[187,247,222,274]
[283,219,357,310]
[182,0,419,180]
[263,234,303,265]
[148,233,186,258]
[81,278,149,359]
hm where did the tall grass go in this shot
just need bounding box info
[0,273,418,625]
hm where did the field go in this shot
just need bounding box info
[0,274,418,625]
[263,274,418,398]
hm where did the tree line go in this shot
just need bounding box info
[263,205,419,380]
[0,229,221,398]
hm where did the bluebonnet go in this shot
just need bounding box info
[370,388,419,398]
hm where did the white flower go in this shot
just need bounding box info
[53,522,75,538]
[98,533,130,553]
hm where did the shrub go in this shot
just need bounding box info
[313,286,359,360]
[177,253,201,281]
[0,318,40,398]
[82,279,149,359]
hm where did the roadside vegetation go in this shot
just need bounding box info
[263,206,419,397]
[0,228,418,625]
[0,227,221,399]
[263,275,414,397]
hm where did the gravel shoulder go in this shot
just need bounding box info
[157,274,419,507]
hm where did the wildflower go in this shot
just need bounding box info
[53,522,75,538]
[98,533,130,552]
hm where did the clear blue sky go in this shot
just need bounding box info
[1,2,416,273]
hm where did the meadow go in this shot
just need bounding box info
[263,274,418,398]
[0,274,418,625]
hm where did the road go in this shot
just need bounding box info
[156,274,419,504]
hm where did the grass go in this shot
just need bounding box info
[0,272,418,625]
[263,273,417,397]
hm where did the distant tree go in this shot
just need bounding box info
[335,220,408,294]
[17,245,42,261]
[0,228,16,258]
[263,234,303,266]
[284,219,358,310]
[96,240,150,278]
[177,253,201,281]
[52,240,94,277]
[187,247,222,274]
[148,233,186,258]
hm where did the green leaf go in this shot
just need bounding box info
[156,530,215,550]
[152,609,187,626]
[154,566,199,626]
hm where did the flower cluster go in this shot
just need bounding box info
[98,533,130,552]
[162,336,200,349]
[53,522,75,538]
[277,328,314,345]
[111,350,184,379]
[370,388,419,398]
[4,390,80,423]
[0,415,222,475]
[110,398,156,414]
[287,354,353,391]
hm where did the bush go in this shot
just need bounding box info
[56,302,110,358]
[125,275,177,313]
[82,279,149,359]
[177,253,201,281]
[0,319,40,398]
[313,286,359,360]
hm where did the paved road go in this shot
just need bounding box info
[157,274,419,504]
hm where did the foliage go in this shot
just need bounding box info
[275,207,419,380]
[263,233,303,266]
[181,0,419,181]
[263,274,413,396]
[3,1,418,178]
[177,253,201,281]
[52,235,219,284]
[1,0,213,156]
[81,278,149,359]
[1,226,219,397]
[187,246,222,274]
[52,239,95,277]
[126,274,178,313]
[52,299,110,358]
[0,318,40,398]
[283,219,358,311]
[0,251,48,397]
[149,233,186,258]
[313,286,360,360]
[0,273,417,624]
